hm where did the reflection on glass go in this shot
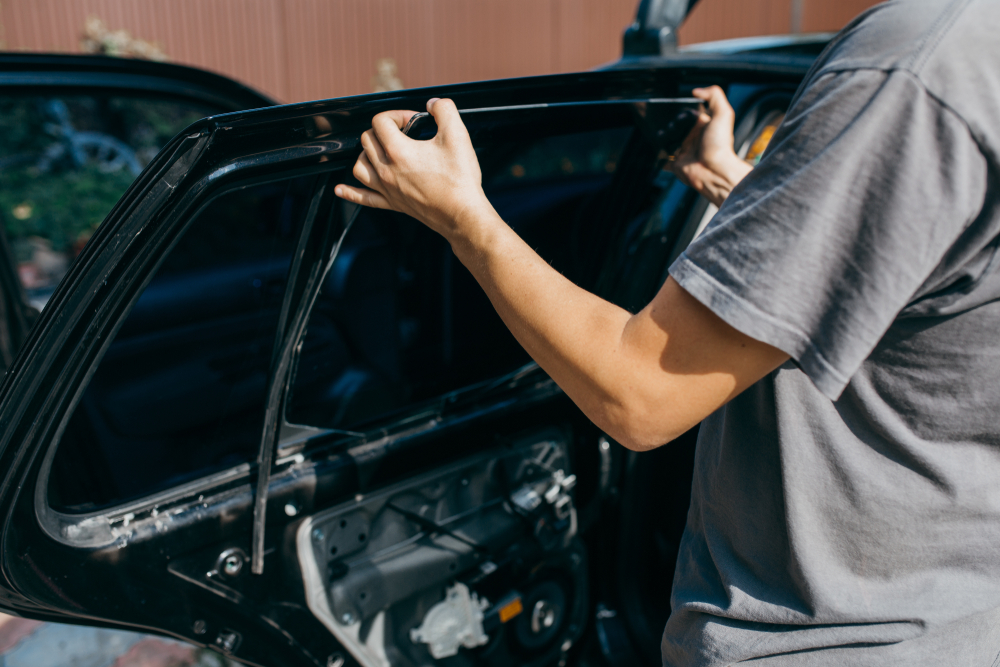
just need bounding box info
[492,128,628,186]
[0,95,217,308]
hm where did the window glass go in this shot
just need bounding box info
[489,128,625,186]
[0,94,218,310]
[285,124,633,433]
[48,175,318,512]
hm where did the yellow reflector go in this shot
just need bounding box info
[744,112,786,166]
[499,597,524,623]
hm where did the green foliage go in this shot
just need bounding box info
[0,164,135,256]
[0,94,215,260]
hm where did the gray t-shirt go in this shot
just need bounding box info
[664,1,1000,665]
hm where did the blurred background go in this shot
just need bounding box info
[0,1,881,665]
[2,0,881,102]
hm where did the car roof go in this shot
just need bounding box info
[0,52,276,111]
[608,32,832,72]
[679,33,834,56]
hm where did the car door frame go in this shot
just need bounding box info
[0,60,811,667]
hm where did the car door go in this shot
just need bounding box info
[0,61,808,667]
[0,54,275,372]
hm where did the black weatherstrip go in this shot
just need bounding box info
[251,180,359,574]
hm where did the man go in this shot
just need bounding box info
[335,0,1000,663]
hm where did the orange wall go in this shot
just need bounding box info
[1,0,882,104]
[0,0,637,103]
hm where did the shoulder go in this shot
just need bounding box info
[801,0,998,160]
[812,0,988,78]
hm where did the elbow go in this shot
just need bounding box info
[598,399,687,452]
[613,427,680,453]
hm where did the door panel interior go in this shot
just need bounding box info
[299,431,587,667]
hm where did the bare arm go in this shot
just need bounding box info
[335,96,785,451]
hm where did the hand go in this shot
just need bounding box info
[669,86,753,207]
[334,98,497,245]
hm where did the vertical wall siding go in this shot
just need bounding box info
[679,0,792,46]
[1,1,882,103]
[0,0,635,103]
[800,0,881,32]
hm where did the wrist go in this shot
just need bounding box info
[446,196,505,261]
[711,153,753,206]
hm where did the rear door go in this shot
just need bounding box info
[0,54,275,369]
[0,64,803,667]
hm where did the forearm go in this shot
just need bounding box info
[449,208,710,450]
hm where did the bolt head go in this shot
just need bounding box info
[223,555,242,576]
[312,528,324,542]
[341,612,355,625]
[327,654,345,667]
[192,619,207,635]
[284,502,299,516]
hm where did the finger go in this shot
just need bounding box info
[360,129,389,168]
[426,98,467,140]
[701,86,734,122]
[353,151,383,191]
[426,97,440,112]
[371,109,419,154]
[334,183,393,210]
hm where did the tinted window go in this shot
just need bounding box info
[0,94,218,310]
[285,125,632,432]
[48,175,318,512]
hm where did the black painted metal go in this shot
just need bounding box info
[0,53,276,111]
[623,0,702,56]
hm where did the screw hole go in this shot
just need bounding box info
[358,533,367,542]
[340,519,347,528]
[449,563,457,572]
[359,592,367,600]
[330,546,338,556]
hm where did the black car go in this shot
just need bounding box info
[0,3,829,666]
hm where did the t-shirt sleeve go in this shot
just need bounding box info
[669,68,987,400]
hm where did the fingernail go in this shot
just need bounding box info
[427,97,440,111]
[334,185,343,196]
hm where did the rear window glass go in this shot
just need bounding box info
[48,175,317,513]
[0,94,218,310]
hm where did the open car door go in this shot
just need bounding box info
[0,61,807,667]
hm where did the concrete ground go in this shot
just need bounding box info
[0,613,237,667]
